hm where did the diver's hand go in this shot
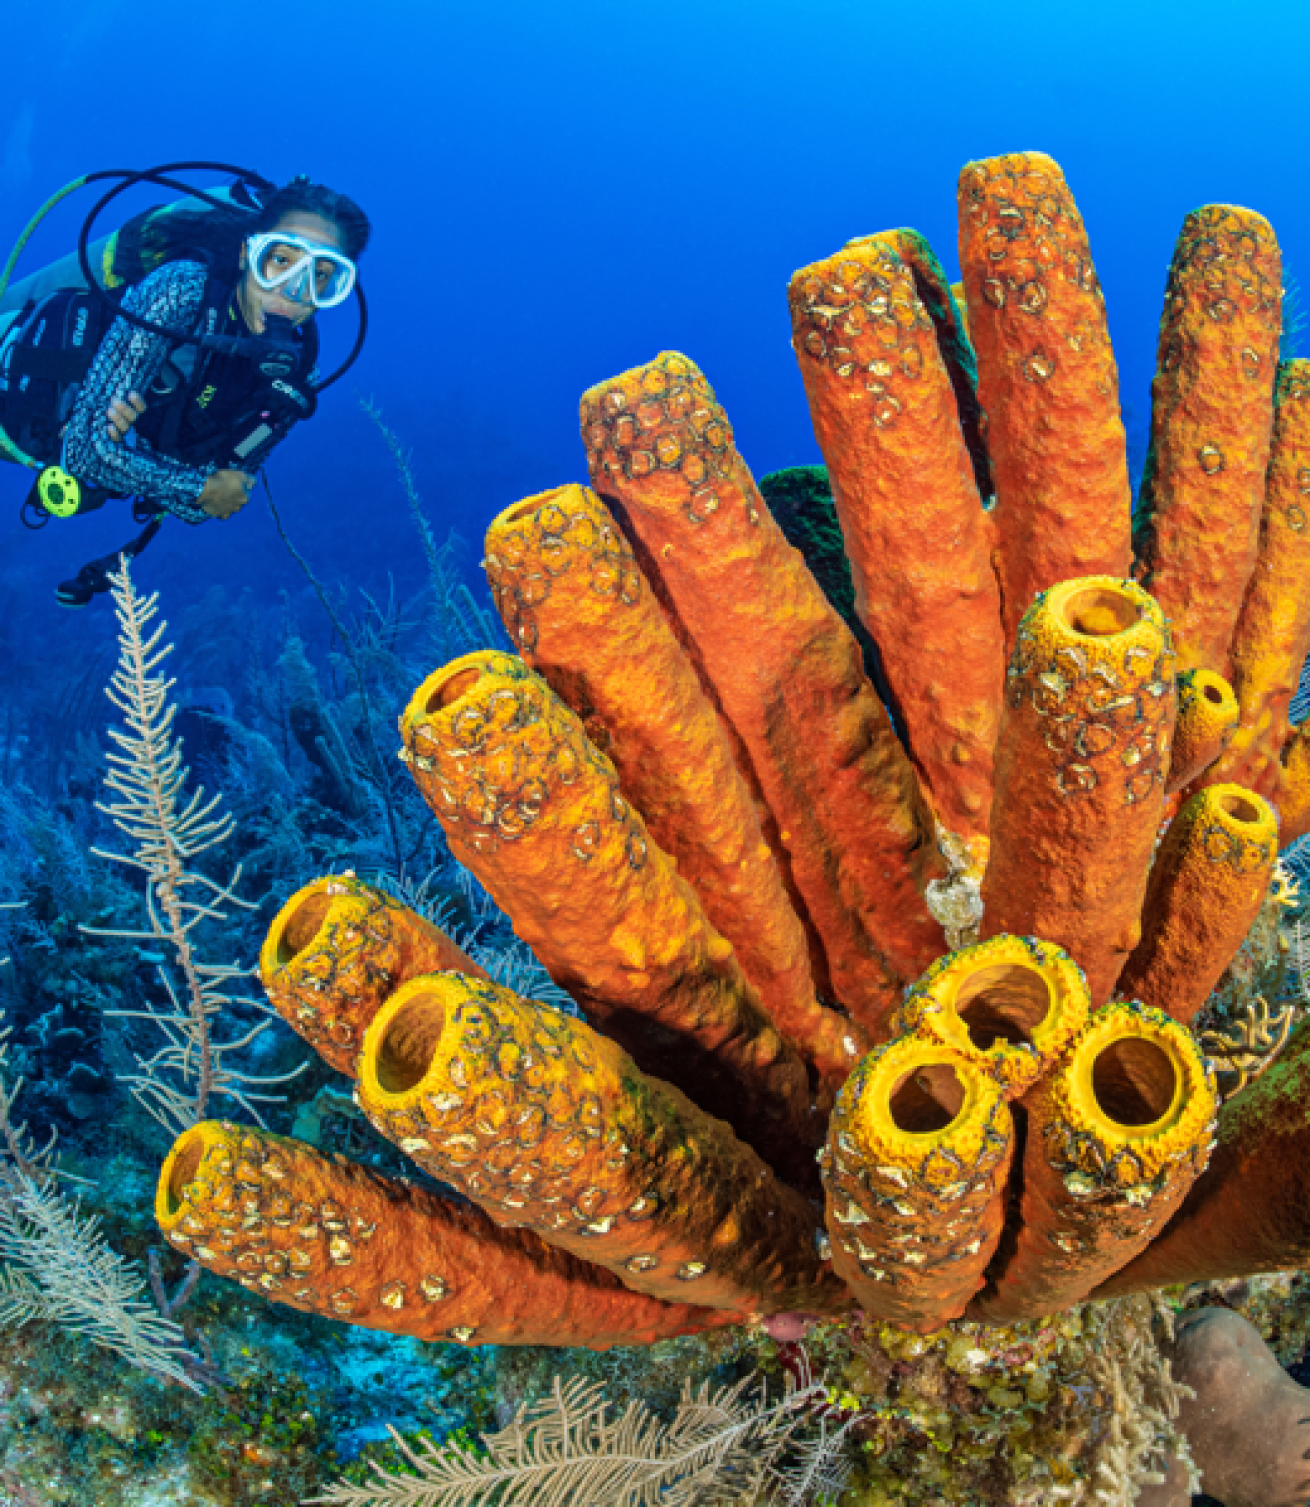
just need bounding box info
[107,390,146,443]
[199,469,256,519]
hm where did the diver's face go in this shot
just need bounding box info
[239,211,346,332]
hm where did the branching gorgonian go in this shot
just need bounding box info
[83,563,306,1139]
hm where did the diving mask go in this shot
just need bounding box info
[245,231,356,309]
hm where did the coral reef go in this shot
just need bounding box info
[121,149,1310,1497]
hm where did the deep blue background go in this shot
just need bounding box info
[2,0,1309,650]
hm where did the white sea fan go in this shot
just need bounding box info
[0,1011,205,1392]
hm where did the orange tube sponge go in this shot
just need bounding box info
[1278,723,1310,843]
[957,152,1132,640]
[1132,206,1282,675]
[1205,361,1310,792]
[1093,1017,1310,1297]
[157,1121,732,1348]
[1116,785,1279,1026]
[970,1002,1217,1323]
[357,973,849,1317]
[821,1034,1013,1333]
[398,653,820,1185]
[789,239,1006,870]
[259,874,488,1076]
[482,483,861,1095]
[581,351,946,1033]
[849,228,992,501]
[1166,668,1239,794]
[895,934,1091,1100]
[980,578,1177,1005]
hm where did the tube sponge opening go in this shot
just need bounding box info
[372,988,448,1097]
[1061,586,1143,637]
[158,1129,206,1223]
[954,963,1053,1050]
[897,934,1090,1097]
[823,1034,1014,1331]
[1090,1036,1177,1128]
[277,892,333,965]
[887,1064,964,1134]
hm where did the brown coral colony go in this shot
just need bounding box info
[160,150,1310,1346]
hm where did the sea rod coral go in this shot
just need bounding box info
[155,151,1310,1372]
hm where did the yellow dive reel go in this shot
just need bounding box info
[24,465,113,525]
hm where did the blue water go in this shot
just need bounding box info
[0,4,1308,1496]
[4,0,1309,617]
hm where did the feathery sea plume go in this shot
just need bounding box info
[83,562,305,1137]
[0,1008,207,1391]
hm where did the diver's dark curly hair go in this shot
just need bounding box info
[113,175,371,283]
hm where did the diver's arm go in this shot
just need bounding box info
[62,261,216,524]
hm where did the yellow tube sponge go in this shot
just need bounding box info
[980,577,1176,1005]
[821,1035,1013,1333]
[260,874,488,1077]
[1207,361,1310,794]
[1278,723,1310,843]
[1166,668,1240,794]
[398,652,820,1186]
[1132,206,1282,675]
[157,1121,734,1348]
[970,1002,1217,1322]
[483,483,861,1096]
[789,239,1006,871]
[957,152,1133,641]
[581,351,947,1036]
[895,934,1091,1100]
[356,973,849,1316]
[1116,785,1279,1027]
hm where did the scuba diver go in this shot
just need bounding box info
[0,164,369,605]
